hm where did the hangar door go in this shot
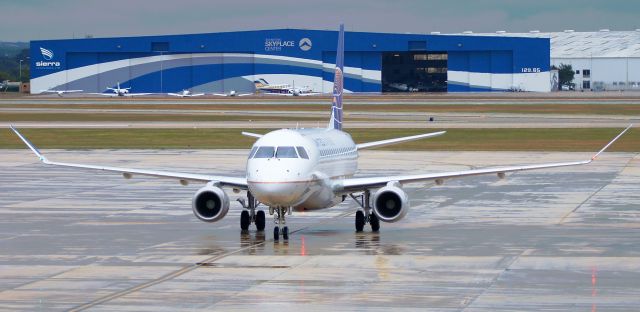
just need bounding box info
[382,52,447,92]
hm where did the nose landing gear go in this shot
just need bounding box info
[270,206,290,241]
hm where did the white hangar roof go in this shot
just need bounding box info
[455,30,640,58]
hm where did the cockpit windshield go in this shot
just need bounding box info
[254,146,275,158]
[296,146,309,159]
[251,146,309,159]
[275,146,298,158]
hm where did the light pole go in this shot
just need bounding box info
[19,59,23,82]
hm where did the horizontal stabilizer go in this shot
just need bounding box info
[241,131,263,139]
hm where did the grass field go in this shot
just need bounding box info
[0,112,323,122]
[2,103,640,115]
[2,128,637,151]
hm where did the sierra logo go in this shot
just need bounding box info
[36,47,61,68]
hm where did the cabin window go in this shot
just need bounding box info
[254,146,275,158]
[296,146,309,159]
[276,146,298,158]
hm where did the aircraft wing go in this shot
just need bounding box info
[9,126,248,189]
[167,93,183,97]
[211,93,230,97]
[236,93,253,97]
[357,131,446,150]
[336,125,632,192]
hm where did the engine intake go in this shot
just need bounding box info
[192,184,230,222]
[372,183,409,223]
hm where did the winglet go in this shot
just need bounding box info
[591,124,633,161]
[9,125,48,163]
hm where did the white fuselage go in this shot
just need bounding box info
[246,128,357,211]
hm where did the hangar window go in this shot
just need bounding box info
[583,70,590,78]
[408,41,427,50]
[413,54,428,61]
[151,42,170,52]
[427,54,448,60]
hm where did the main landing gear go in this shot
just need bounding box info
[238,192,266,231]
[270,206,290,241]
[351,190,380,232]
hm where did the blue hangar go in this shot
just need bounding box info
[30,29,551,94]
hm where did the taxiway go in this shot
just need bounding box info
[1,149,639,311]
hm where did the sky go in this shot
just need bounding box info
[1,0,639,41]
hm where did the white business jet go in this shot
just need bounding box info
[168,90,205,97]
[100,82,151,97]
[41,89,84,97]
[211,90,253,97]
[255,79,319,96]
[10,25,632,241]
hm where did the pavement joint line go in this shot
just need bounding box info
[557,154,638,225]
[67,207,357,311]
[461,252,524,311]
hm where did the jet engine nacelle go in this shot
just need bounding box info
[192,183,230,222]
[372,182,409,223]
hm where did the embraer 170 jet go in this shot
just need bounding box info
[10,25,632,241]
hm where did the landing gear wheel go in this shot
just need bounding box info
[282,226,289,240]
[370,213,380,232]
[273,226,280,241]
[255,210,266,231]
[240,210,250,231]
[355,210,365,232]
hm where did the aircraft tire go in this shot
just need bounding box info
[240,210,250,230]
[355,210,365,232]
[255,210,266,231]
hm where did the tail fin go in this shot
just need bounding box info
[328,24,344,130]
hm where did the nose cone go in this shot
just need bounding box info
[247,159,311,206]
[249,181,308,206]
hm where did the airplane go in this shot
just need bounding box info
[254,79,320,96]
[99,82,151,97]
[168,90,205,97]
[211,90,253,97]
[40,89,84,97]
[9,24,633,241]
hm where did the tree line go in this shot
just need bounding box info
[0,48,29,82]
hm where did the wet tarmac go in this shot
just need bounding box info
[1,149,639,311]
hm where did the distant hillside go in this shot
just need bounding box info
[0,42,29,58]
[0,42,29,82]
